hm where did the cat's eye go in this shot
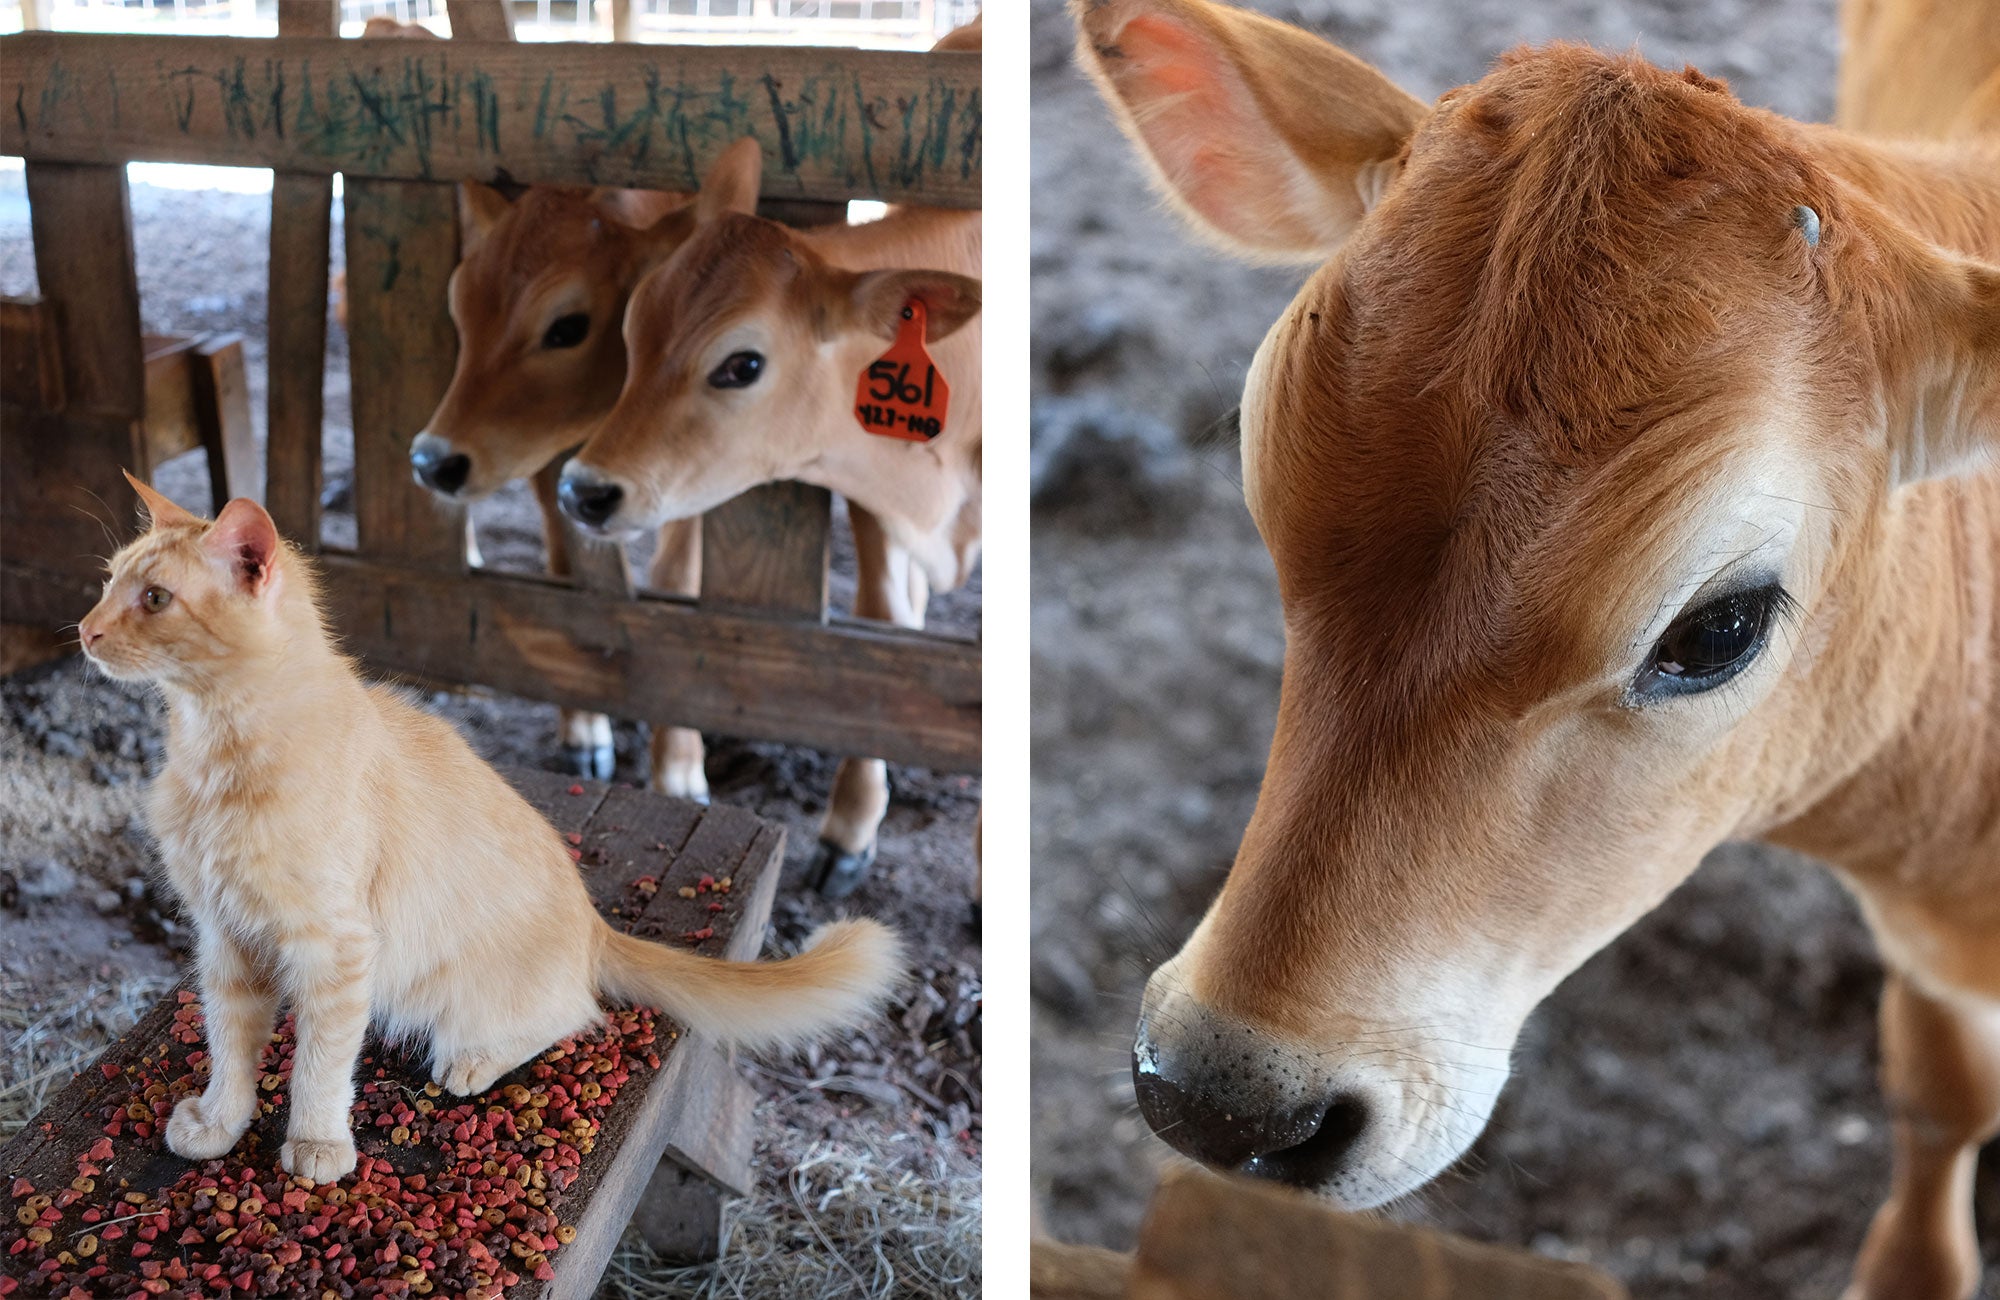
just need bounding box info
[542,313,590,349]
[708,351,764,389]
[141,585,173,613]
[1635,584,1790,698]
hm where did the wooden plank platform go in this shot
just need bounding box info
[0,32,981,208]
[0,769,780,1300]
[1030,1167,1631,1300]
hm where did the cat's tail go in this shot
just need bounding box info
[595,918,904,1051]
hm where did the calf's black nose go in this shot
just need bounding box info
[558,476,623,527]
[1132,1019,1369,1190]
[411,447,471,496]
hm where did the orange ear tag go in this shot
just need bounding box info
[854,299,949,442]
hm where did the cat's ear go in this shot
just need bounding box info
[206,499,283,596]
[122,469,200,530]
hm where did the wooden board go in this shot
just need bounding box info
[0,769,783,1300]
[263,0,340,550]
[0,297,62,411]
[445,0,514,41]
[699,483,831,618]
[0,555,980,771]
[311,553,980,773]
[1124,1167,1630,1300]
[190,335,259,510]
[342,176,466,572]
[6,164,145,565]
[0,33,982,208]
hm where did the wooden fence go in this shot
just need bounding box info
[0,0,980,773]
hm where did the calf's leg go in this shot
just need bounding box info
[644,515,710,803]
[811,505,924,897]
[1846,971,2000,1300]
[532,465,617,778]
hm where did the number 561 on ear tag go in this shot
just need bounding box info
[855,300,949,442]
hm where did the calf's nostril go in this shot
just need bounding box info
[410,444,472,495]
[558,476,624,527]
[1133,1031,1371,1188]
[1238,1094,1371,1190]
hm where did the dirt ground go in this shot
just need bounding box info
[1028,1,1999,1296]
[0,169,980,1297]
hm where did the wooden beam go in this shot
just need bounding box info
[315,554,980,772]
[342,177,467,572]
[0,32,982,208]
[263,0,337,549]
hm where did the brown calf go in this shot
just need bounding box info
[1073,1,2000,1294]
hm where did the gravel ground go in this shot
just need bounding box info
[1027,1,2000,1296]
[1,168,980,1298]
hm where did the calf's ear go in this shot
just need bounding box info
[1071,0,1427,261]
[847,270,982,342]
[1875,241,2000,486]
[696,137,766,223]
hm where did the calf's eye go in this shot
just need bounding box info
[142,585,173,613]
[708,352,764,389]
[1638,583,1791,697]
[542,313,590,349]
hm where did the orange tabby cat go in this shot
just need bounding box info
[78,473,902,1184]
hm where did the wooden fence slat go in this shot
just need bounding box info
[15,162,145,550]
[343,177,467,572]
[263,0,338,549]
[699,483,831,618]
[25,164,143,421]
[0,33,982,207]
[0,298,62,410]
[314,555,979,772]
[446,0,514,40]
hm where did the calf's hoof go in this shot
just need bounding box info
[655,763,711,806]
[808,839,876,898]
[564,743,616,781]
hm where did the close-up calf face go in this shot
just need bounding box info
[409,185,693,500]
[1081,0,1996,1211]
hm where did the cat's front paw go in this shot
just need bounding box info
[280,1135,357,1185]
[166,1095,250,1161]
[436,1054,509,1097]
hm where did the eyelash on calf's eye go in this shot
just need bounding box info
[1633,582,1799,701]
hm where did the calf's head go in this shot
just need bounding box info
[408,184,693,500]
[1076,0,2000,1206]
[558,139,980,534]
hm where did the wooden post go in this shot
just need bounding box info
[264,0,338,549]
[698,485,831,619]
[342,176,467,573]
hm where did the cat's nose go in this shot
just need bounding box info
[558,470,624,529]
[80,622,104,650]
[410,434,472,497]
